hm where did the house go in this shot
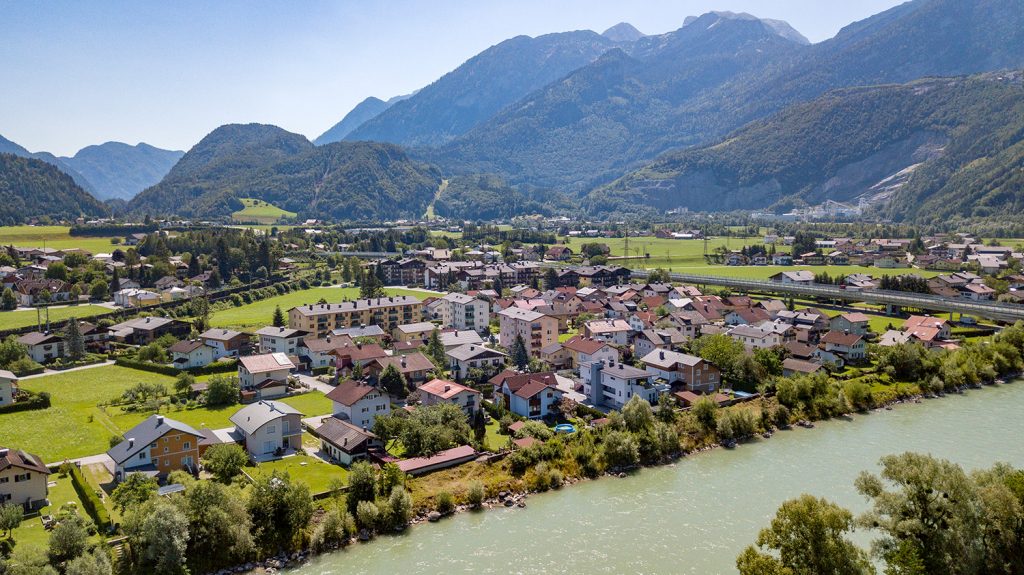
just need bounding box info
[256,326,308,355]
[418,378,481,416]
[494,372,564,420]
[332,342,388,373]
[109,316,190,345]
[782,357,824,377]
[830,312,871,336]
[238,353,295,399]
[17,331,64,363]
[315,417,382,465]
[113,288,161,308]
[727,323,786,350]
[0,447,51,510]
[903,316,952,340]
[639,349,720,393]
[820,330,867,361]
[545,246,573,261]
[439,329,485,351]
[107,415,203,481]
[672,390,731,409]
[562,336,620,377]
[0,370,15,407]
[583,319,632,346]
[772,254,793,266]
[298,335,350,370]
[769,270,814,284]
[585,359,665,410]
[633,328,688,358]
[199,328,249,359]
[393,322,438,342]
[366,352,435,386]
[324,379,391,430]
[434,293,490,333]
[539,343,571,369]
[168,339,216,369]
[230,400,304,457]
[961,283,995,301]
[331,324,388,342]
[724,307,771,326]
[378,257,426,286]
[446,344,507,380]
[497,308,558,357]
[14,278,70,306]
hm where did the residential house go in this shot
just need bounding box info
[0,447,51,510]
[378,258,426,286]
[109,316,190,345]
[962,283,996,301]
[315,418,382,465]
[585,359,665,410]
[238,353,295,400]
[332,343,388,374]
[434,293,490,333]
[256,326,308,355]
[583,319,631,346]
[494,372,564,420]
[728,323,787,350]
[17,332,64,363]
[0,370,15,407]
[439,329,485,351]
[830,312,871,336]
[539,343,571,370]
[230,400,304,457]
[497,307,558,357]
[545,246,573,261]
[640,349,720,393]
[366,352,435,386]
[903,316,952,340]
[299,335,351,370]
[199,328,249,359]
[562,336,620,378]
[331,324,387,343]
[418,378,481,416]
[769,270,814,284]
[107,415,203,481]
[324,379,391,430]
[113,288,161,308]
[168,339,216,369]
[446,344,507,380]
[633,328,688,358]
[820,330,867,361]
[14,278,69,306]
[394,322,437,342]
[782,357,824,377]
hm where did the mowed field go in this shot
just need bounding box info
[0,225,121,254]
[562,236,943,280]
[0,303,110,330]
[231,198,296,224]
[208,286,441,331]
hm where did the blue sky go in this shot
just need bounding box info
[1,0,905,155]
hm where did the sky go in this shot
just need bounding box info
[1,0,906,156]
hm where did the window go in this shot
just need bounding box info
[138,453,146,460]
[183,442,191,450]
[0,477,7,484]
[267,425,276,434]
[164,460,169,467]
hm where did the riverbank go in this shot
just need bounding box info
[283,378,1024,575]
[231,378,1020,575]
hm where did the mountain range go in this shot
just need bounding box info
[0,153,108,225]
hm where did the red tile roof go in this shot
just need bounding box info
[420,378,480,400]
[325,380,380,406]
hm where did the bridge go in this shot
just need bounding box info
[629,271,1024,323]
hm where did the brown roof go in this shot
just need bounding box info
[302,335,354,353]
[821,331,863,346]
[332,343,388,362]
[561,335,608,354]
[17,331,62,346]
[782,357,823,374]
[507,421,526,433]
[837,312,870,323]
[239,353,295,373]
[324,380,380,406]
[169,339,208,354]
[513,436,538,449]
[513,378,559,399]
[316,417,376,451]
[396,445,476,474]
[0,447,49,475]
[372,352,435,374]
[494,371,559,394]
[420,378,480,400]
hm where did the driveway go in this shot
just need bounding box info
[294,373,335,395]
[21,359,116,379]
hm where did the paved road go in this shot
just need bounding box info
[295,373,335,395]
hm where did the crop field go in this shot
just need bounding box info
[231,198,297,224]
[208,286,440,331]
[0,225,121,254]
[0,303,110,331]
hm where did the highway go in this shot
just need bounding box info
[628,271,1024,323]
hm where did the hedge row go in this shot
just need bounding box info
[187,359,238,376]
[0,390,50,414]
[114,358,180,376]
[65,463,111,531]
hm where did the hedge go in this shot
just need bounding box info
[65,463,111,531]
[114,358,180,376]
[187,359,238,376]
[0,390,50,414]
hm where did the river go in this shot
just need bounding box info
[291,383,1024,575]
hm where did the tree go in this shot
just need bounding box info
[65,549,113,575]
[6,546,58,575]
[125,500,190,575]
[45,262,68,281]
[379,363,408,399]
[205,374,240,406]
[622,395,655,433]
[111,473,158,512]
[360,271,385,299]
[89,279,108,301]
[692,397,718,433]
[65,318,85,361]
[48,514,89,566]
[110,266,120,293]
[602,430,639,469]
[175,480,254,573]
[347,461,377,515]
[425,328,447,369]
[510,334,529,370]
[247,471,313,552]
[0,502,23,538]
[384,486,414,531]
[272,305,285,327]
[543,267,558,290]
[1,287,16,310]
[737,494,873,575]
[201,443,249,483]
[174,372,195,396]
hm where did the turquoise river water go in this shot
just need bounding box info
[291,383,1024,574]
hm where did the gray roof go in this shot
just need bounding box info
[441,293,477,304]
[229,400,303,435]
[17,332,62,346]
[110,316,180,332]
[0,369,16,381]
[641,349,702,369]
[255,326,307,338]
[439,330,484,348]
[316,417,376,452]
[107,415,203,464]
[200,328,245,341]
[332,325,386,338]
[599,361,652,379]
[446,343,506,361]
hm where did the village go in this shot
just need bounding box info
[2,221,1024,572]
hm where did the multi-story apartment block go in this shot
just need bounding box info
[288,296,423,338]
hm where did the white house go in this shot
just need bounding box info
[255,326,307,355]
[324,380,391,430]
[435,293,490,333]
[238,353,295,399]
[0,370,16,407]
[769,270,814,284]
[446,344,507,380]
[727,323,786,350]
[419,378,481,416]
[640,349,721,393]
[230,400,304,457]
[496,374,564,420]
[199,328,248,359]
[584,359,665,410]
[583,319,632,346]
[315,417,382,465]
[168,340,216,369]
[16,332,64,364]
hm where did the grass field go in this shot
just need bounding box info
[8,472,89,551]
[0,304,110,331]
[249,450,347,495]
[231,198,296,224]
[4,365,177,461]
[0,225,120,254]
[208,286,440,331]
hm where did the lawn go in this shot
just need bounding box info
[6,365,177,462]
[208,286,440,331]
[7,471,89,552]
[0,304,110,331]
[231,198,296,224]
[483,419,509,452]
[249,450,347,495]
[0,225,121,254]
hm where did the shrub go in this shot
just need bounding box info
[0,389,50,414]
[467,481,485,508]
[67,464,110,531]
[356,500,379,532]
[549,469,564,489]
[436,491,455,515]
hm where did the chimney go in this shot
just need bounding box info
[156,415,164,425]
[659,351,665,360]
[0,448,8,457]
[127,438,135,448]
[444,385,450,392]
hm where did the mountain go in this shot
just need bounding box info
[587,72,1024,225]
[435,0,1024,191]
[602,22,645,43]
[0,134,97,194]
[436,11,806,189]
[129,123,442,221]
[0,153,108,225]
[314,94,411,145]
[62,142,184,200]
[344,30,623,147]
